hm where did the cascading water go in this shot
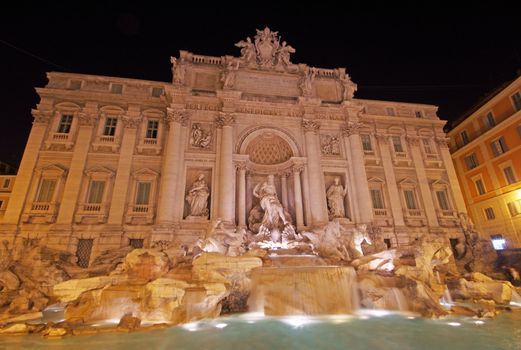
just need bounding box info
[248,266,360,316]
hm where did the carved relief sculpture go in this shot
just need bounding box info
[235,37,256,64]
[326,177,347,219]
[321,134,340,155]
[189,123,212,149]
[186,174,210,218]
[339,72,357,101]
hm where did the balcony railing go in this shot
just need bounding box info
[132,204,150,213]
[406,209,422,217]
[83,203,102,212]
[143,138,157,145]
[53,133,69,141]
[99,135,115,143]
[373,208,388,216]
[31,203,50,211]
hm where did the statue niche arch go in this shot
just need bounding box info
[236,127,304,233]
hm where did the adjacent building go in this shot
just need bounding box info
[0,161,16,220]
[448,75,521,249]
[0,28,468,267]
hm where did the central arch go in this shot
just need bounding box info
[236,126,301,159]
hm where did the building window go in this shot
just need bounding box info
[435,191,450,210]
[383,238,391,249]
[512,91,521,112]
[484,207,496,220]
[146,120,159,139]
[386,107,395,116]
[76,239,94,268]
[370,189,385,209]
[57,114,73,134]
[3,178,10,188]
[485,112,495,128]
[361,134,372,151]
[490,234,506,250]
[503,166,517,185]
[422,138,434,154]
[87,181,105,204]
[391,136,404,153]
[151,87,163,97]
[111,83,123,94]
[460,130,469,145]
[403,190,417,210]
[0,200,4,208]
[69,80,82,90]
[135,182,151,205]
[103,117,118,136]
[464,153,478,170]
[415,110,423,118]
[129,238,144,249]
[36,179,56,202]
[475,179,486,195]
[491,137,508,157]
[517,125,521,139]
[507,200,521,217]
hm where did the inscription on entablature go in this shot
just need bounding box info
[235,71,300,97]
[185,102,221,111]
[235,106,301,118]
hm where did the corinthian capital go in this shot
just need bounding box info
[341,121,364,136]
[77,112,95,126]
[121,115,142,129]
[215,112,235,128]
[435,136,450,148]
[31,109,52,124]
[375,133,389,144]
[302,119,320,133]
[165,108,190,128]
[405,135,420,146]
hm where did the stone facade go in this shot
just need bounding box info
[0,28,467,266]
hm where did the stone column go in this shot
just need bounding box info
[293,165,305,230]
[302,119,329,226]
[107,113,141,224]
[3,110,51,225]
[236,162,247,228]
[407,135,439,227]
[342,122,373,223]
[301,167,312,227]
[376,133,405,226]
[56,112,96,224]
[156,108,188,225]
[437,137,468,213]
[216,113,236,224]
[280,171,289,209]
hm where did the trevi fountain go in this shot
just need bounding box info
[0,28,520,349]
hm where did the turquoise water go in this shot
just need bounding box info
[1,311,520,350]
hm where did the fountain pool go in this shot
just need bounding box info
[1,311,520,350]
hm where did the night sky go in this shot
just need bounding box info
[1,3,520,168]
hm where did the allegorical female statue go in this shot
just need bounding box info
[326,176,347,219]
[253,174,289,230]
[186,174,209,218]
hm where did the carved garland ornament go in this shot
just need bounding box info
[121,115,142,129]
[77,112,95,126]
[405,135,420,146]
[435,136,450,147]
[32,109,52,124]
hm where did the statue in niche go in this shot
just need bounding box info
[321,135,340,155]
[252,174,296,242]
[326,176,347,219]
[275,41,295,66]
[186,174,209,218]
[221,60,240,89]
[299,67,316,97]
[190,123,212,149]
[235,37,256,64]
[171,56,186,84]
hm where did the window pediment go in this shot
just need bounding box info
[85,166,115,178]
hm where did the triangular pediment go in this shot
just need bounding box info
[85,165,115,176]
[431,179,449,187]
[398,177,417,186]
[133,168,159,177]
[38,163,68,174]
[368,176,385,184]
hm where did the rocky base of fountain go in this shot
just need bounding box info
[0,229,520,338]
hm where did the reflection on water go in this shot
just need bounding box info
[1,311,520,350]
